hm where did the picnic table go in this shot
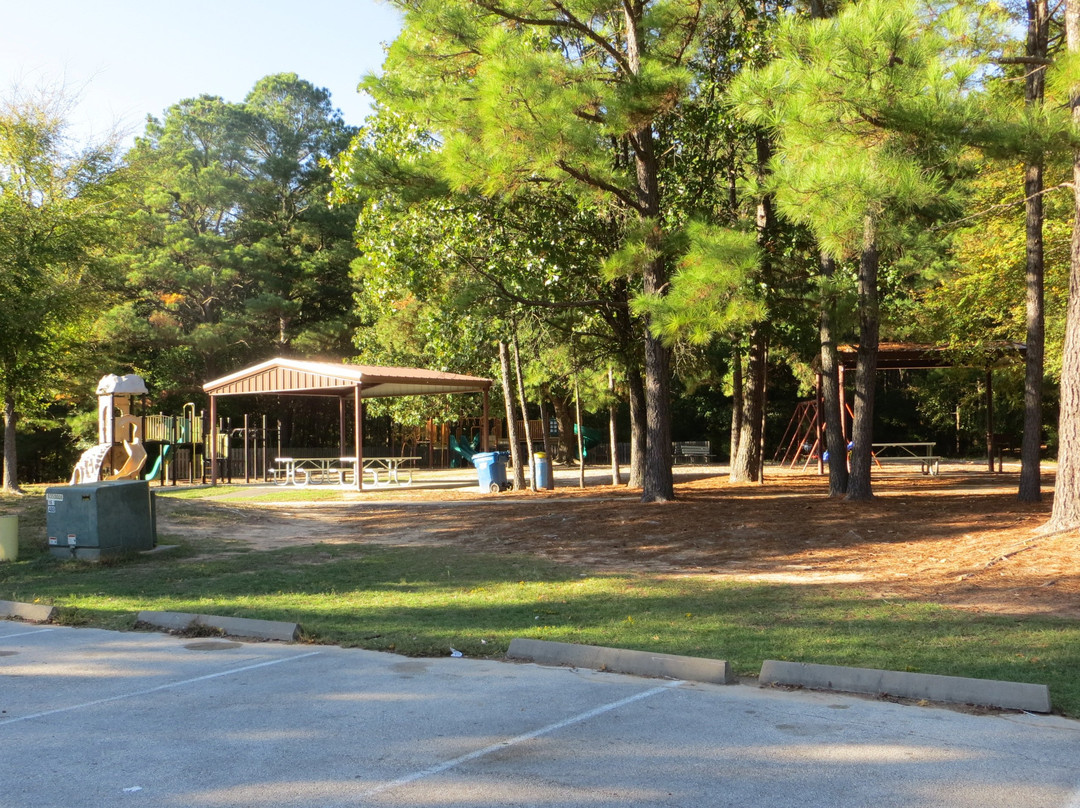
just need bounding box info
[341,456,421,486]
[272,457,349,486]
[870,442,940,475]
[273,456,421,487]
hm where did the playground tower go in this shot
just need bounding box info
[69,374,149,484]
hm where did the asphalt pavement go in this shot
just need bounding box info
[2,622,1078,808]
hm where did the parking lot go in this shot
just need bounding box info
[2,622,1079,807]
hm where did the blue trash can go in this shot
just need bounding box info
[472,451,508,493]
[533,452,552,489]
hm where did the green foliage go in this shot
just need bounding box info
[101,75,360,399]
[730,0,984,259]
[335,104,648,425]
[367,0,698,205]
[635,222,764,345]
[0,86,127,475]
[911,156,1072,374]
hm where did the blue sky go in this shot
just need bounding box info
[0,0,403,144]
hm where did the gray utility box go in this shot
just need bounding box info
[45,480,157,560]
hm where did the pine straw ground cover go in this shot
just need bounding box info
[2,465,1078,714]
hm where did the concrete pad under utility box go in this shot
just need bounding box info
[507,638,734,684]
[759,659,1052,713]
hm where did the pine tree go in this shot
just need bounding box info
[731,0,982,499]
[363,0,727,501]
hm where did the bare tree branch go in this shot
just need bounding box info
[554,158,644,211]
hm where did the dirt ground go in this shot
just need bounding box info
[159,464,1080,620]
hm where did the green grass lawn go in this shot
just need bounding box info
[2,487,1078,716]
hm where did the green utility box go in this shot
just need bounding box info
[45,480,157,560]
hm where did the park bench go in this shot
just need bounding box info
[673,441,713,464]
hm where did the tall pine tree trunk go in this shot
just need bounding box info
[625,5,673,503]
[575,381,586,488]
[642,311,674,501]
[608,368,621,486]
[807,0,846,495]
[731,130,775,484]
[819,253,849,496]
[2,390,19,493]
[512,331,537,491]
[1020,0,1048,502]
[729,344,743,475]
[1048,0,1080,531]
[731,329,766,482]
[846,215,880,501]
[498,342,526,490]
[626,365,647,488]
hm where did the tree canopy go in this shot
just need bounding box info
[0,86,125,491]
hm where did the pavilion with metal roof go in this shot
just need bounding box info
[202,357,494,489]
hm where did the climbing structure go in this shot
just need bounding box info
[69,374,150,484]
[774,399,854,471]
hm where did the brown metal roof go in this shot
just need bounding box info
[203,357,493,398]
[836,342,1026,370]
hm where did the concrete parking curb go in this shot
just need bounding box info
[136,610,300,642]
[506,638,735,684]
[759,659,1052,713]
[0,600,57,623]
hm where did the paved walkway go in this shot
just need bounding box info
[2,623,1079,807]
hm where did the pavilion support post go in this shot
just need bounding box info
[209,395,218,486]
[354,384,363,491]
[262,414,268,482]
[816,373,824,475]
[986,367,995,472]
[339,396,347,456]
[838,365,848,442]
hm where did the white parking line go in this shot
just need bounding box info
[0,628,55,641]
[360,678,685,798]
[0,651,321,727]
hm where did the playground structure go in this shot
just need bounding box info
[70,375,151,484]
[774,399,855,471]
[68,374,216,486]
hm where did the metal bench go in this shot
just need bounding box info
[673,441,713,464]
